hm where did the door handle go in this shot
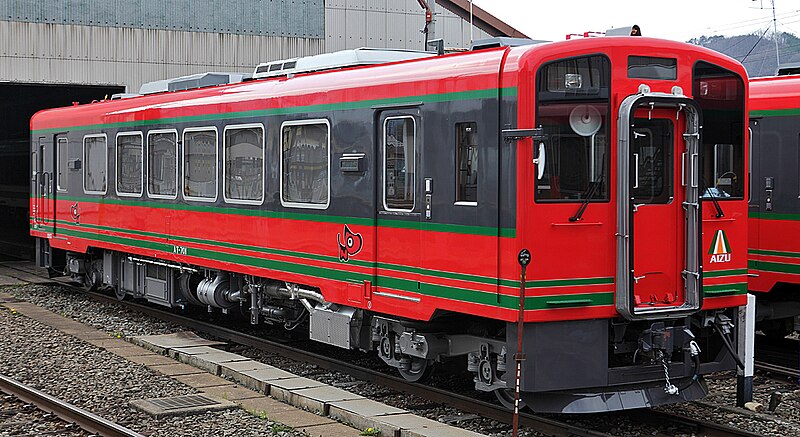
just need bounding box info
[633,153,639,189]
[633,274,646,283]
[633,203,645,212]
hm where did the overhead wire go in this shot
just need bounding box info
[741,27,772,63]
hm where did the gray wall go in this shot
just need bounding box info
[326,0,492,51]
[0,0,495,91]
[1,0,324,37]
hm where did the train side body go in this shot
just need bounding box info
[30,37,749,413]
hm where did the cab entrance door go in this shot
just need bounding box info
[630,113,682,310]
[616,94,701,320]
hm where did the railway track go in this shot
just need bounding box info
[755,336,800,379]
[1,262,763,437]
[0,373,144,437]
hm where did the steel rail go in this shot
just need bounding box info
[755,361,800,379]
[0,262,769,437]
[629,409,764,437]
[0,374,145,437]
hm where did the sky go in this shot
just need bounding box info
[470,0,799,42]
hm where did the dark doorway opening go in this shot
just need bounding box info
[0,82,125,259]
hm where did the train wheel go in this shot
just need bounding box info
[82,269,100,292]
[113,285,126,301]
[494,388,526,411]
[397,357,433,382]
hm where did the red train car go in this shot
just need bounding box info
[749,74,800,337]
[31,37,749,413]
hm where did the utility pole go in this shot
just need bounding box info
[755,0,781,68]
[772,0,780,66]
[469,0,474,45]
[417,0,436,50]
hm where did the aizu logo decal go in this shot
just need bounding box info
[338,225,363,262]
[708,229,731,263]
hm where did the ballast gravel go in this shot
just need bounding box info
[0,287,305,437]
[4,282,800,436]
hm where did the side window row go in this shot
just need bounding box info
[65,118,475,208]
[72,121,330,208]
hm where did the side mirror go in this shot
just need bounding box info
[533,142,546,180]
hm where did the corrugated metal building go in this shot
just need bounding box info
[0,0,524,258]
[1,0,523,91]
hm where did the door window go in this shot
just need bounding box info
[383,116,416,211]
[56,138,68,191]
[632,119,674,204]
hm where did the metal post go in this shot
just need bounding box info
[514,249,530,437]
[736,293,755,406]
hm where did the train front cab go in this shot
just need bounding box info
[510,40,749,413]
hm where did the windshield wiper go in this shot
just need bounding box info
[570,152,606,222]
[701,179,725,218]
[569,176,603,222]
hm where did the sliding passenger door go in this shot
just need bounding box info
[374,110,422,309]
[32,136,57,234]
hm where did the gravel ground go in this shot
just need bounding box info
[4,281,800,436]
[0,285,306,437]
[0,392,91,437]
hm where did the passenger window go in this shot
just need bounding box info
[535,56,610,202]
[147,130,178,198]
[224,124,264,204]
[56,138,68,191]
[455,122,478,204]
[184,128,218,201]
[116,132,143,196]
[83,134,107,194]
[383,117,416,211]
[280,120,330,208]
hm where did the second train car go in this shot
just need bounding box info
[749,74,800,337]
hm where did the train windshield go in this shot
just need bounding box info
[535,55,610,202]
[693,62,745,199]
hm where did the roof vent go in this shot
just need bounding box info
[252,47,435,79]
[111,93,142,100]
[470,37,547,51]
[139,72,251,95]
[776,63,800,76]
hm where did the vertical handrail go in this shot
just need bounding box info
[512,249,531,437]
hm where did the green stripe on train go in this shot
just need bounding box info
[43,218,613,292]
[748,211,800,221]
[704,283,747,296]
[32,87,517,135]
[750,108,800,118]
[704,268,748,278]
[47,225,614,310]
[44,196,516,238]
[749,260,800,275]
[749,249,800,259]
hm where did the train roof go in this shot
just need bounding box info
[749,74,800,112]
[31,37,747,134]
